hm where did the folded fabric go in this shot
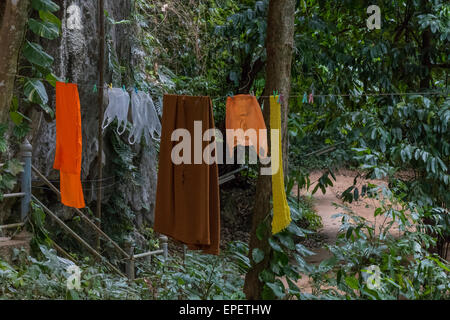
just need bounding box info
[226,94,268,159]
[54,82,85,209]
[102,87,130,135]
[270,95,291,234]
[154,94,220,255]
[129,90,161,145]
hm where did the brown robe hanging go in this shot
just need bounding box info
[154,94,220,255]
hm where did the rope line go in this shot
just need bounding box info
[2,72,448,98]
[32,175,115,184]
[32,181,119,192]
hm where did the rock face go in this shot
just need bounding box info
[21,0,157,227]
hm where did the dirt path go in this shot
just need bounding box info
[301,169,392,263]
[285,169,393,293]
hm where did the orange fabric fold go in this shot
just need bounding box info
[54,82,85,209]
[225,94,268,158]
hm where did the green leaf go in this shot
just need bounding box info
[256,221,267,241]
[39,104,54,118]
[66,289,80,300]
[276,233,295,250]
[353,187,359,201]
[24,79,48,104]
[31,0,60,12]
[265,281,286,299]
[45,73,62,88]
[427,256,450,272]
[28,18,60,39]
[22,41,54,68]
[9,112,23,125]
[319,256,337,269]
[346,226,354,239]
[252,248,264,264]
[10,96,18,112]
[261,285,276,300]
[0,139,7,153]
[295,243,316,257]
[287,223,306,237]
[345,276,359,290]
[1,175,17,190]
[5,159,23,176]
[258,269,275,283]
[274,251,289,266]
[268,238,283,252]
[39,10,61,29]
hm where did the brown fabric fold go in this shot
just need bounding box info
[154,94,220,255]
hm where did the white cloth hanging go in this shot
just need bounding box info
[128,91,161,145]
[102,87,130,135]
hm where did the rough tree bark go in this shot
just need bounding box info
[244,0,296,300]
[0,0,30,123]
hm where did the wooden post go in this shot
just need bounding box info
[20,139,32,221]
[160,235,168,261]
[125,241,135,281]
[96,0,105,252]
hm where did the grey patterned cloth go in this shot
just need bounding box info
[128,90,161,145]
[102,87,130,135]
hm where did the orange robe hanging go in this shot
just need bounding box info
[225,94,268,159]
[54,82,85,208]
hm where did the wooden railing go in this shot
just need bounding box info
[0,140,168,280]
[2,140,250,279]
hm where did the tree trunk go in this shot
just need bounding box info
[238,57,265,94]
[244,0,296,300]
[420,28,432,89]
[419,0,432,89]
[0,0,30,123]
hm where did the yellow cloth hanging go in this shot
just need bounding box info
[270,96,291,234]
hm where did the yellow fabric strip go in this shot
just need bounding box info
[270,96,291,234]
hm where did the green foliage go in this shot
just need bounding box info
[28,18,60,40]
[214,0,267,89]
[307,191,450,300]
[28,202,53,252]
[0,124,23,200]
[102,129,139,248]
[0,241,248,300]
[252,189,319,300]
[31,0,59,12]
[14,0,61,123]
[140,241,248,300]
[0,245,150,300]
[286,0,449,276]
[133,0,269,127]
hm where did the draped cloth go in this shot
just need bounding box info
[54,82,85,209]
[225,94,268,159]
[270,96,291,234]
[154,94,220,255]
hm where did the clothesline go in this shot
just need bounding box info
[32,181,118,192]
[32,175,115,184]
[219,92,449,99]
[2,72,449,98]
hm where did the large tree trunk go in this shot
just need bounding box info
[244,0,296,300]
[0,0,30,123]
